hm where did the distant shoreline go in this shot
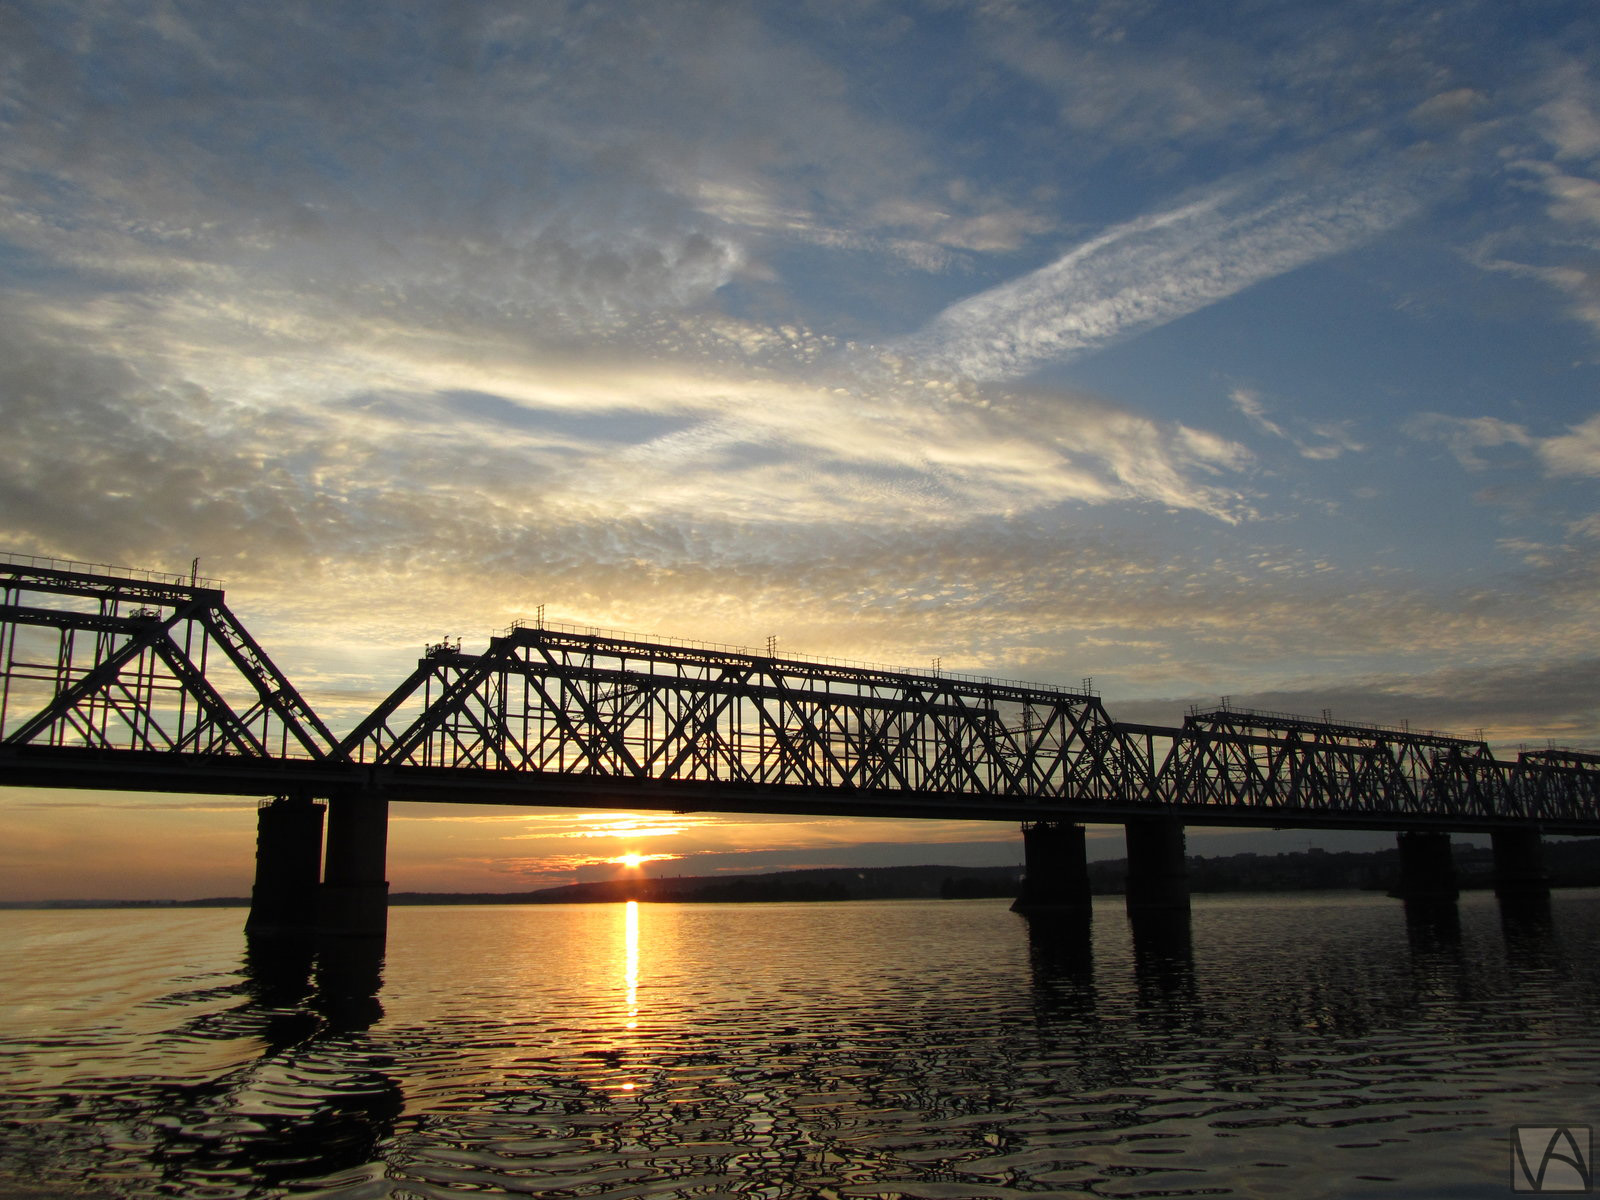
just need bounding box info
[6,839,1600,910]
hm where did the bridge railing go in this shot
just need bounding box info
[0,550,224,591]
[507,616,1094,696]
[1187,700,1476,748]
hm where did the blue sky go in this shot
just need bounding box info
[3,0,1600,896]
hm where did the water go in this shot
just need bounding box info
[2,891,1597,1199]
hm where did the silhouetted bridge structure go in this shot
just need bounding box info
[4,555,1597,937]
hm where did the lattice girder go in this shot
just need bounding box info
[1,562,338,761]
[349,628,1115,806]
[11,559,1600,829]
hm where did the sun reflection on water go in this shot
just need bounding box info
[618,899,641,1093]
[624,899,640,1027]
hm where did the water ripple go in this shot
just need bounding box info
[1,893,1598,1197]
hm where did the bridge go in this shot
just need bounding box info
[3,555,1597,937]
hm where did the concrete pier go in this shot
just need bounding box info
[1393,831,1458,901]
[1124,817,1190,911]
[320,793,390,940]
[244,795,324,936]
[1491,828,1549,899]
[1011,821,1093,913]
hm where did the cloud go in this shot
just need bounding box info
[0,1,1071,345]
[1408,410,1600,479]
[1537,60,1600,162]
[0,283,1261,612]
[1115,655,1600,751]
[1469,57,1600,337]
[1536,167,1600,229]
[1539,413,1600,476]
[1408,88,1487,130]
[0,0,1452,615]
[895,154,1434,382]
[1231,388,1364,460]
[3,260,1594,738]
[979,0,1541,167]
[3,800,256,813]
[1406,413,1534,469]
[1231,388,1290,441]
[975,3,1282,152]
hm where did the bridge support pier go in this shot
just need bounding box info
[1011,821,1092,913]
[1491,828,1549,899]
[1124,817,1189,912]
[1393,831,1458,902]
[245,795,325,936]
[319,793,389,940]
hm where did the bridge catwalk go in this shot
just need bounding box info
[3,554,1597,937]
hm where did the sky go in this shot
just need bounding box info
[3,0,1600,899]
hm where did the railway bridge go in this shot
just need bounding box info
[3,555,1597,938]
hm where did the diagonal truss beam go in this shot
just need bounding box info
[197,603,340,759]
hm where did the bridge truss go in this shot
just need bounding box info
[1124,707,1600,826]
[0,557,343,793]
[2,559,1599,832]
[341,624,1119,810]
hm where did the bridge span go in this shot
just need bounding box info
[3,555,1598,937]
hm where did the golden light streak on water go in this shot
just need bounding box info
[624,899,640,1023]
[619,899,641,1092]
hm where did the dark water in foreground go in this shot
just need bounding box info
[1,891,1597,1199]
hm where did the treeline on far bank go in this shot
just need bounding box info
[389,837,1600,906]
[12,838,1600,910]
[942,838,1600,900]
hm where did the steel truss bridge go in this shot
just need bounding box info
[2,556,1599,835]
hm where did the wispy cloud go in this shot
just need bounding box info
[895,155,1434,382]
[1469,57,1600,339]
[1231,388,1364,461]
[1117,654,1600,751]
[1540,414,1600,477]
[1407,411,1600,478]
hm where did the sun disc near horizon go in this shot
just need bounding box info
[619,853,645,869]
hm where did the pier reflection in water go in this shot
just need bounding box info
[0,891,1598,1199]
[153,936,401,1188]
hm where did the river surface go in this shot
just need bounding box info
[1,890,1597,1199]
